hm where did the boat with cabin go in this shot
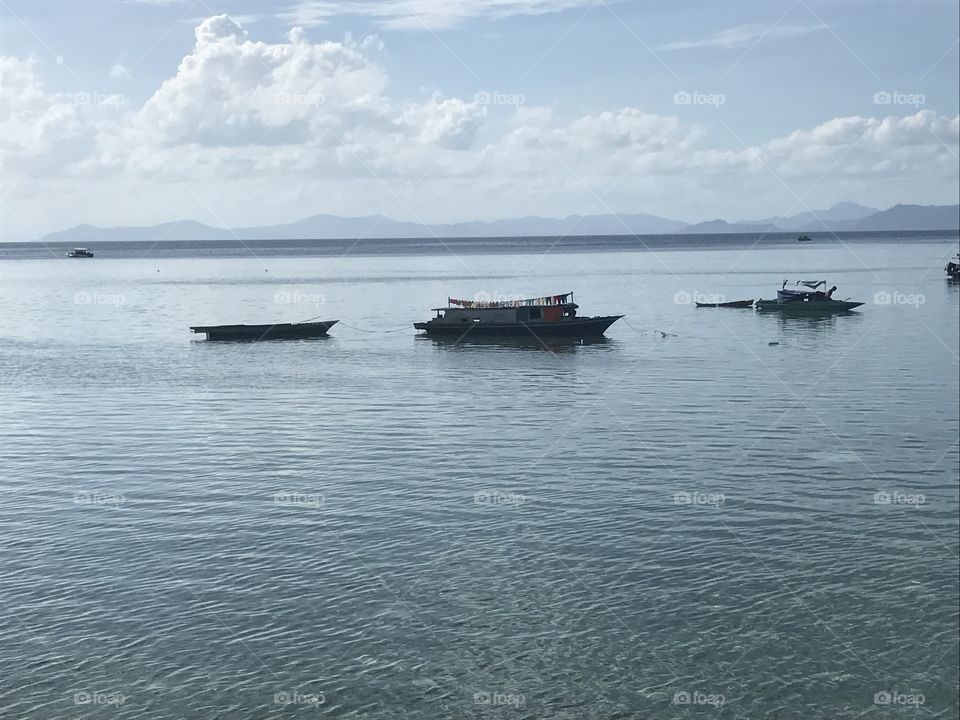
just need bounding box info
[797,234,813,242]
[755,280,862,313]
[946,253,959,279]
[414,292,622,338]
[190,320,338,341]
[66,247,94,258]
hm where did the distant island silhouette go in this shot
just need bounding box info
[34,203,959,244]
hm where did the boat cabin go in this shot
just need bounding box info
[430,302,579,325]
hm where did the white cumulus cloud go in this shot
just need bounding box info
[1,16,956,239]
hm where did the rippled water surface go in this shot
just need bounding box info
[1,238,958,718]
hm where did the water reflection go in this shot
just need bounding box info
[190,335,335,345]
[418,333,614,353]
[757,310,865,334]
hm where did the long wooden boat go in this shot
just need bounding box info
[414,292,622,338]
[755,299,862,313]
[695,299,754,308]
[190,320,338,341]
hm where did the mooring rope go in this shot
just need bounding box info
[295,313,330,324]
[622,319,677,337]
[335,321,413,334]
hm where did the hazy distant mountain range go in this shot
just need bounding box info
[37,203,959,244]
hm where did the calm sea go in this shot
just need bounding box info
[0,233,958,719]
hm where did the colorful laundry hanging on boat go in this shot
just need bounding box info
[448,293,572,309]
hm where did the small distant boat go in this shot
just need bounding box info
[946,253,959,279]
[66,247,94,258]
[190,320,338,341]
[755,280,862,313]
[695,299,755,308]
[797,234,813,242]
[414,292,622,338]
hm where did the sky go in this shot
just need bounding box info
[0,0,958,241]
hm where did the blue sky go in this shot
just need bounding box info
[1,0,957,240]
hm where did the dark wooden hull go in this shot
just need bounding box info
[414,315,622,338]
[191,320,338,341]
[695,300,754,308]
[755,300,862,313]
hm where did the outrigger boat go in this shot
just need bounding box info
[755,280,862,313]
[946,253,959,280]
[190,320,338,341]
[66,247,94,258]
[414,292,622,338]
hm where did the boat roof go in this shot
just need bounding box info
[432,303,578,312]
[782,279,827,291]
[439,292,574,311]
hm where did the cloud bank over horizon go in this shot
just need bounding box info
[1,13,957,241]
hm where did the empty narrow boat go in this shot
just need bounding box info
[190,320,338,341]
[694,299,755,308]
[414,292,622,338]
